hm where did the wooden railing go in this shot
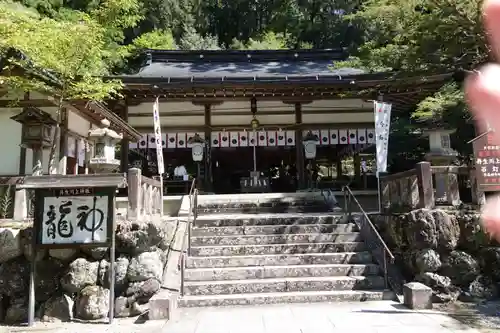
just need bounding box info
[0,169,163,221]
[380,161,484,211]
[127,168,163,220]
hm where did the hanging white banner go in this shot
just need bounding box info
[374,101,392,174]
[153,97,164,175]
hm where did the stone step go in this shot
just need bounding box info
[191,223,358,236]
[199,200,325,210]
[190,242,365,256]
[184,263,380,281]
[183,275,386,296]
[191,232,361,246]
[198,205,330,215]
[178,289,395,307]
[194,214,347,227]
[186,252,374,268]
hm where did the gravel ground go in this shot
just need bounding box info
[434,301,500,333]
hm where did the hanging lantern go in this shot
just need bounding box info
[250,117,260,130]
[188,133,205,162]
[303,130,317,159]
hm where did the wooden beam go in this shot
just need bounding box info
[127,108,373,118]
[129,122,375,133]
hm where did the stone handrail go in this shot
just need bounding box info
[380,162,484,211]
[127,168,162,220]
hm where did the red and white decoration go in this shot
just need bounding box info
[285,131,295,146]
[239,131,249,147]
[277,131,286,146]
[138,128,377,149]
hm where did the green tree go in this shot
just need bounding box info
[340,0,485,163]
[0,0,139,174]
[129,29,177,52]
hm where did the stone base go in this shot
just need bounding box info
[403,282,432,310]
[148,290,178,320]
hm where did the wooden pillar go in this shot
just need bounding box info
[295,103,305,189]
[204,103,212,192]
[58,108,69,175]
[120,100,129,173]
[354,153,361,188]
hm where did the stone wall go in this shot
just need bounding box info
[0,218,175,324]
[373,207,500,303]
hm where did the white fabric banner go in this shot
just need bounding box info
[153,97,164,175]
[374,101,392,174]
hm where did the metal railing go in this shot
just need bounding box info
[342,185,404,298]
[179,178,198,296]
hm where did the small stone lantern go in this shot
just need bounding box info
[423,128,459,205]
[11,107,56,150]
[303,131,318,160]
[87,119,123,173]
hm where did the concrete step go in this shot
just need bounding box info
[184,263,380,281]
[186,252,374,268]
[178,289,395,307]
[191,223,358,236]
[199,200,325,210]
[190,242,365,256]
[183,275,386,296]
[194,213,347,227]
[191,232,361,246]
[198,205,330,215]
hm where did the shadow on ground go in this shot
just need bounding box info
[434,301,500,331]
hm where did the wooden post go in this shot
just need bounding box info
[415,162,434,209]
[469,167,486,206]
[295,103,305,189]
[204,103,212,192]
[127,168,142,220]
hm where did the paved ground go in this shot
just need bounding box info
[1,300,490,333]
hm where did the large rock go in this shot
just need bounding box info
[60,258,99,293]
[75,285,110,320]
[0,228,22,263]
[404,209,459,251]
[416,272,459,303]
[385,214,407,250]
[127,251,163,282]
[415,249,441,273]
[4,300,27,324]
[125,278,161,304]
[114,296,131,318]
[468,275,498,300]
[82,247,108,260]
[479,247,500,280]
[49,249,78,261]
[0,257,29,297]
[116,219,169,255]
[457,212,491,252]
[440,250,480,286]
[42,294,74,322]
[20,228,46,261]
[98,256,129,292]
[36,258,66,301]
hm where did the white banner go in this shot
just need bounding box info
[153,97,164,175]
[374,101,392,174]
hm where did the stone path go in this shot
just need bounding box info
[1,300,490,333]
[2,300,484,333]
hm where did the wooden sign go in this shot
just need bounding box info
[472,129,500,192]
[34,187,115,248]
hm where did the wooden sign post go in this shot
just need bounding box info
[18,173,127,326]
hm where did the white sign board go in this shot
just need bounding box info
[41,192,109,245]
[153,97,164,175]
[374,101,392,174]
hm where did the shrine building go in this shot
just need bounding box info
[0,49,453,195]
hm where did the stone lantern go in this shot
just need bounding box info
[11,107,57,175]
[87,119,123,173]
[423,128,459,205]
[303,131,318,160]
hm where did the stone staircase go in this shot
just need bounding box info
[178,193,394,307]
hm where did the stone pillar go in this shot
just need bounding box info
[424,129,460,205]
[295,103,305,190]
[120,101,129,173]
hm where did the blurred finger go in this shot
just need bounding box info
[483,0,500,60]
[465,64,500,144]
[481,195,500,242]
